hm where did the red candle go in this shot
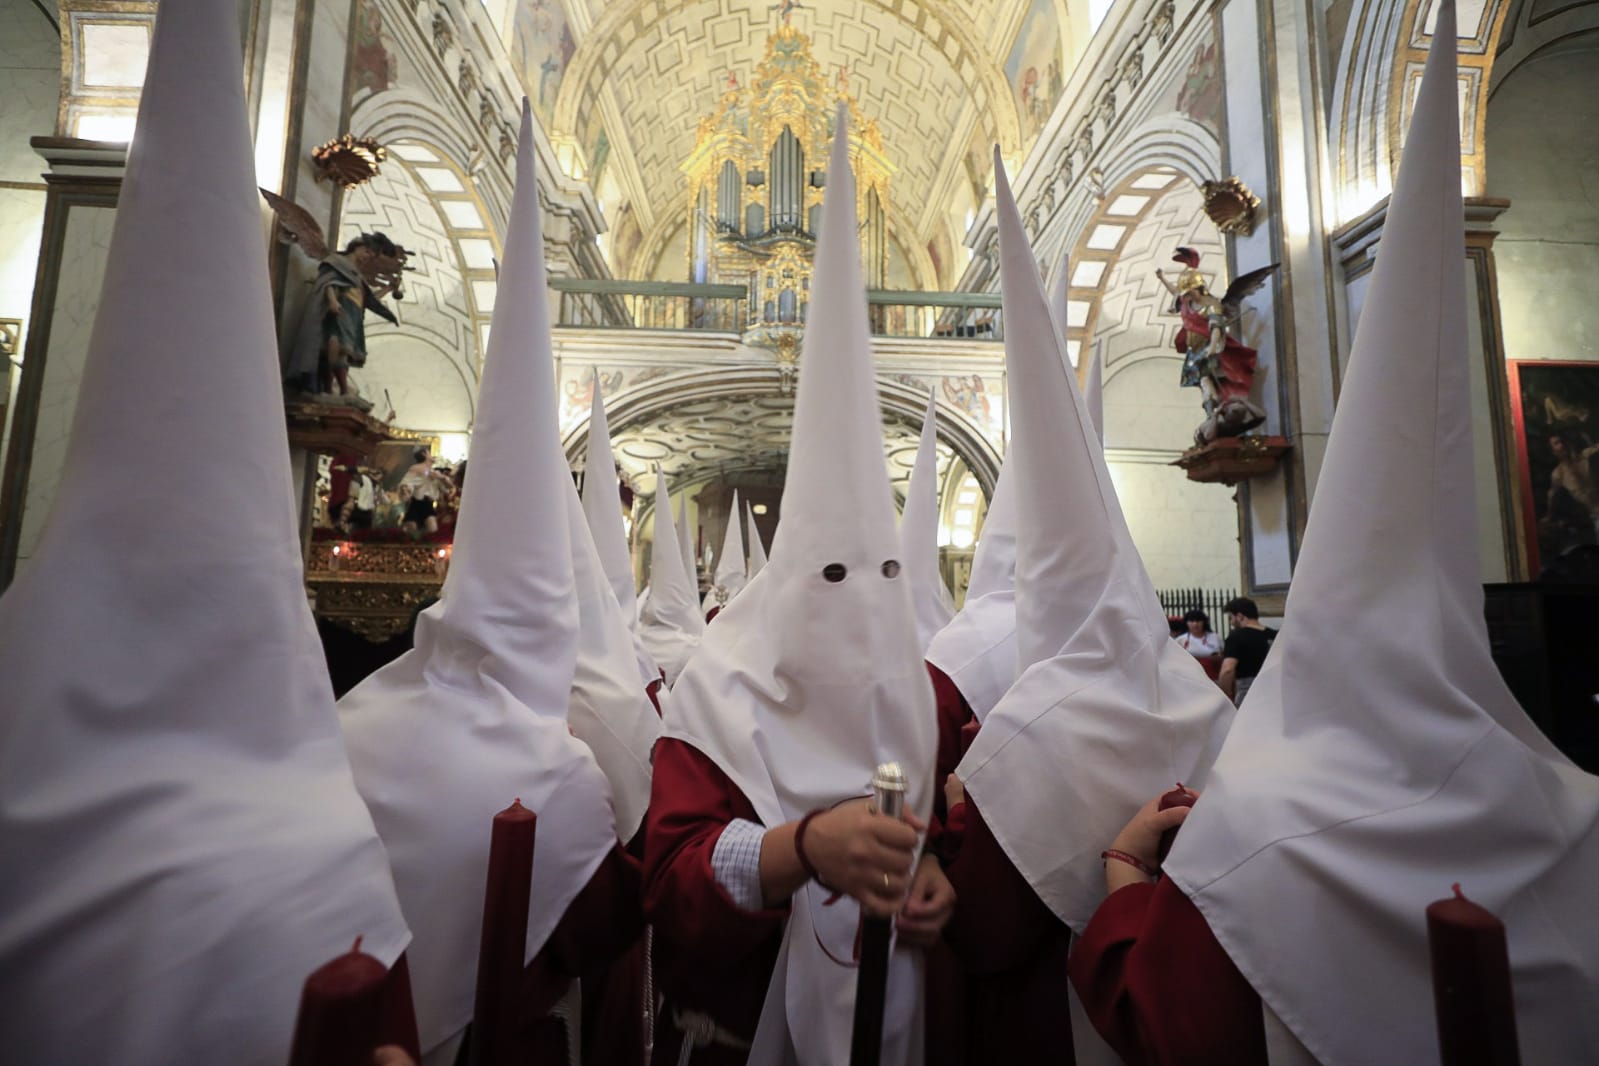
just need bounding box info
[1156,782,1197,863]
[287,936,389,1066]
[472,799,538,1066]
[1426,883,1521,1066]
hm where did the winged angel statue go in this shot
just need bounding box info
[261,189,411,408]
[1155,246,1279,445]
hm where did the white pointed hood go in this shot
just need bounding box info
[665,106,937,1066]
[564,474,660,843]
[703,488,748,612]
[956,149,1234,933]
[582,379,638,622]
[0,2,409,1061]
[1083,343,1104,445]
[746,499,769,579]
[337,101,617,1053]
[639,467,705,684]
[924,460,1019,720]
[1166,8,1599,1061]
[677,491,698,591]
[902,390,955,652]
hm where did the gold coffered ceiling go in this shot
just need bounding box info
[511,0,1089,278]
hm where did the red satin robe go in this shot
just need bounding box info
[1068,878,1266,1065]
[942,795,1075,1063]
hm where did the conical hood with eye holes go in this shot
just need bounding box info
[677,491,697,591]
[702,489,747,613]
[1083,342,1104,445]
[1165,5,1599,1061]
[639,465,705,684]
[924,458,1019,721]
[582,378,638,623]
[746,498,769,580]
[955,148,1234,937]
[0,1,410,1061]
[336,101,618,1054]
[564,473,660,843]
[902,389,955,652]
[664,104,937,1066]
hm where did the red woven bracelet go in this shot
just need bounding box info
[1101,848,1159,878]
[794,809,825,882]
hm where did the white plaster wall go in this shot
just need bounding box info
[16,206,118,570]
[1487,37,1599,364]
[1103,356,1243,590]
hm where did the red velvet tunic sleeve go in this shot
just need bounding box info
[1068,877,1267,1066]
[643,737,790,1051]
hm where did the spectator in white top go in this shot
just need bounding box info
[1175,608,1223,660]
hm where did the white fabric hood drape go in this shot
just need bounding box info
[1083,343,1104,445]
[564,474,660,842]
[902,390,956,652]
[582,380,638,622]
[677,491,699,593]
[956,149,1235,934]
[0,2,410,1061]
[923,459,1018,720]
[337,102,617,1054]
[746,500,769,579]
[639,467,705,684]
[1165,8,1599,1062]
[581,381,661,688]
[703,489,748,612]
[665,107,937,1066]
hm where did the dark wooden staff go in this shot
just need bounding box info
[850,762,907,1066]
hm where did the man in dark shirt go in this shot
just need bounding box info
[1218,596,1276,705]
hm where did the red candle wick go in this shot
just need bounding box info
[351,935,364,954]
[1175,782,1186,792]
[1452,882,1464,900]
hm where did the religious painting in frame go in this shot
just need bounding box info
[1508,360,1599,576]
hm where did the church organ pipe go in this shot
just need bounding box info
[692,186,710,284]
[865,188,887,289]
[717,159,741,234]
[769,126,803,232]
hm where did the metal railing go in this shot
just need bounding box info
[549,278,748,332]
[1156,587,1240,639]
[548,278,1003,340]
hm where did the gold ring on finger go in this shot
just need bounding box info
[883,873,890,889]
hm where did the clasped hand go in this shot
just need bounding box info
[804,800,955,937]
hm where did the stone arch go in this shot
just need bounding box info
[1056,167,1221,389]
[551,0,1024,157]
[340,138,499,425]
[560,366,1003,499]
[1330,0,1516,219]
